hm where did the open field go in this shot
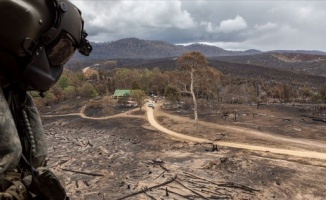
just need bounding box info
[41,98,326,200]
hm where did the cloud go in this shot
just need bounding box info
[70,0,326,51]
[71,0,196,42]
[200,15,247,34]
[254,22,278,31]
[218,15,248,33]
[298,7,312,18]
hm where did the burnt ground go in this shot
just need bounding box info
[40,98,326,200]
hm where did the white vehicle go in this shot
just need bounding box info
[148,103,154,108]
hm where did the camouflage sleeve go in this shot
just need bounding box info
[24,93,47,168]
[0,88,22,175]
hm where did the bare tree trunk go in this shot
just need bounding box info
[190,68,199,133]
[178,51,208,134]
[192,91,199,133]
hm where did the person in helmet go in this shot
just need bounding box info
[0,0,92,199]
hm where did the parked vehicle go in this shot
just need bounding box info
[148,103,154,109]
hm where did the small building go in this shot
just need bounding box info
[112,89,132,98]
[82,67,99,80]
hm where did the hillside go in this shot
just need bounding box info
[69,37,262,62]
[118,58,326,88]
[89,38,185,59]
[70,37,326,62]
[208,59,326,87]
[214,53,326,77]
[67,38,326,78]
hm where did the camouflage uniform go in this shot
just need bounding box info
[0,0,91,197]
[0,87,48,199]
[0,88,22,175]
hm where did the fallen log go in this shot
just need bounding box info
[217,182,260,193]
[116,175,177,200]
[61,168,104,177]
[175,179,209,200]
[154,170,166,180]
[183,171,259,193]
[301,115,326,123]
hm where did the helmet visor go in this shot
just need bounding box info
[47,33,76,66]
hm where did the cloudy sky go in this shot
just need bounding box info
[71,0,326,52]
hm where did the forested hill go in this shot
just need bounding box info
[70,37,326,62]
[213,53,326,77]
[70,37,262,61]
[67,37,326,77]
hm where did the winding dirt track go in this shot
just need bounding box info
[145,105,326,160]
[155,108,326,149]
[43,105,143,119]
[43,104,326,160]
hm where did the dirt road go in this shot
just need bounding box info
[157,108,326,149]
[44,103,326,160]
[43,105,144,120]
[42,102,326,199]
[146,104,326,160]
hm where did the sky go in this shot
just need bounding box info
[71,0,326,52]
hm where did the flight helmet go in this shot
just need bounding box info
[0,0,92,91]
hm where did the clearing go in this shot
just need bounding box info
[41,98,326,200]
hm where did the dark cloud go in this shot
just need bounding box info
[71,0,326,51]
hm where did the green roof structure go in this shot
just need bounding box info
[113,89,131,97]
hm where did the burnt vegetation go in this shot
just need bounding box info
[40,39,326,200]
[36,38,326,121]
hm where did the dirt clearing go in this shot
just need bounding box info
[41,99,326,199]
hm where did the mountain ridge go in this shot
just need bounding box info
[67,37,326,77]
[71,37,326,62]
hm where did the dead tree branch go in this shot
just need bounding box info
[61,168,104,177]
[143,192,156,200]
[159,188,192,199]
[154,170,166,180]
[217,182,260,193]
[183,171,259,193]
[116,175,177,200]
[175,179,209,200]
[159,164,170,172]
[301,115,326,123]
